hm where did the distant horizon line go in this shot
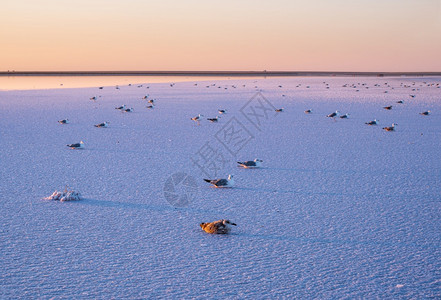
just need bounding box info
[1,70,441,77]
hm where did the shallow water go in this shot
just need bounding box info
[0,75,262,91]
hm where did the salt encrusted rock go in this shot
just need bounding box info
[44,189,82,201]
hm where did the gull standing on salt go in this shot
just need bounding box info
[237,159,263,168]
[420,110,431,116]
[365,119,379,125]
[340,113,350,119]
[58,119,69,124]
[94,121,109,128]
[383,123,397,131]
[207,116,220,122]
[204,175,234,188]
[115,105,126,110]
[304,109,313,114]
[218,109,227,114]
[327,110,340,118]
[191,114,204,125]
[67,141,84,149]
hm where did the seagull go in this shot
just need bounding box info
[275,108,284,112]
[143,95,149,99]
[397,100,404,104]
[124,108,134,112]
[365,119,379,125]
[383,123,397,131]
[420,110,431,116]
[383,106,393,110]
[218,109,227,114]
[191,114,204,125]
[89,96,97,101]
[304,109,313,114]
[67,141,84,149]
[327,110,340,118]
[410,95,416,98]
[148,99,154,104]
[340,113,349,119]
[207,116,220,122]
[200,219,237,234]
[115,105,126,110]
[58,119,69,124]
[146,105,154,109]
[237,159,263,168]
[94,121,109,128]
[204,175,234,188]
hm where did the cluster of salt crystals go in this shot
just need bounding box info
[44,189,82,201]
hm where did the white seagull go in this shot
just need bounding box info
[365,119,379,125]
[67,141,84,149]
[207,116,220,122]
[58,119,69,124]
[204,175,234,188]
[191,114,204,125]
[115,105,126,110]
[94,121,109,128]
[237,159,263,168]
[327,110,340,118]
[383,123,397,131]
[420,110,431,116]
[218,109,227,114]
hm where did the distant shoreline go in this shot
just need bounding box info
[1,71,441,77]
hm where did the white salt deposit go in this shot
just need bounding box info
[44,189,82,201]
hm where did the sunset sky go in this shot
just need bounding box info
[1,0,440,72]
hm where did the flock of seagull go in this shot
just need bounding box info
[61,94,158,149]
[58,79,436,234]
[306,94,431,133]
[197,81,435,234]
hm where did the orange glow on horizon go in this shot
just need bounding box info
[1,0,440,72]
